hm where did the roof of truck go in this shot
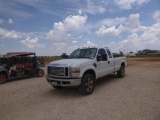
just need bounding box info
[77,47,109,49]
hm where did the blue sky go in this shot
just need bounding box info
[0,0,160,56]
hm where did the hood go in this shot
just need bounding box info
[48,58,91,67]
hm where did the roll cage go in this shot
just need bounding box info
[1,52,44,66]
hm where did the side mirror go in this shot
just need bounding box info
[102,54,108,61]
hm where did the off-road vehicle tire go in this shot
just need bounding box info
[37,69,44,77]
[0,74,7,84]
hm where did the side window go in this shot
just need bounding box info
[106,49,112,58]
[97,49,108,61]
[98,49,106,56]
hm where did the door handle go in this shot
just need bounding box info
[108,61,110,64]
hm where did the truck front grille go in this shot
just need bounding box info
[48,66,69,77]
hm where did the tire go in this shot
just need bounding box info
[0,74,7,84]
[79,74,95,95]
[117,65,125,78]
[37,69,44,77]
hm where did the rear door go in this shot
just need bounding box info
[106,49,115,73]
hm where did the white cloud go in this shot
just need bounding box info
[67,34,71,37]
[96,26,120,36]
[0,18,4,24]
[4,32,19,39]
[72,40,78,43]
[85,0,106,14]
[52,43,67,51]
[53,43,67,47]
[37,44,45,48]
[47,29,68,42]
[83,40,97,47]
[96,13,147,37]
[67,45,80,54]
[79,9,82,15]
[0,28,8,36]
[50,15,87,33]
[67,41,97,54]
[21,37,38,48]
[0,28,20,39]
[121,13,147,33]
[46,14,87,44]
[8,19,14,24]
[67,40,97,55]
[101,17,127,27]
[125,13,140,28]
[53,22,65,31]
[108,33,141,53]
[108,22,160,53]
[153,10,160,22]
[64,15,87,30]
[21,37,45,48]
[78,35,83,39]
[114,0,150,10]
[140,23,160,43]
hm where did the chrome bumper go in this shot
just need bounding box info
[46,76,81,87]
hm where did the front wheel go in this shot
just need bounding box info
[0,74,7,84]
[37,69,44,77]
[117,65,125,78]
[79,74,95,95]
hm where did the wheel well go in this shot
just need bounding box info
[83,69,96,78]
[121,62,125,67]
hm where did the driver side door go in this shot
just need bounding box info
[96,48,108,78]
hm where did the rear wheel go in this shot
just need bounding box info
[37,69,44,77]
[0,74,7,84]
[79,74,95,95]
[117,65,125,78]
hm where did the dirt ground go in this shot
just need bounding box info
[0,57,160,120]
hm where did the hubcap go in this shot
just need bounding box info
[85,77,93,92]
[121,67,125,76]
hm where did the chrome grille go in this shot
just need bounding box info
[48,66,69,77]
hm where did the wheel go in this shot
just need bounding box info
[117,65,125,78]
[79,74,95,95]
[0,74,7,84]
[37,69,44,77]
[52,85,63,89]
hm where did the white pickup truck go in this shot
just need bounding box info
[46,47,127,95]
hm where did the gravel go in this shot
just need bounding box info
[0,58,160,120]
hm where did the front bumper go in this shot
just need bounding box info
[46,76,81,87]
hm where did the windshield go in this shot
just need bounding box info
[68,48,97,59]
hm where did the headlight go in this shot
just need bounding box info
[71,67,80,78]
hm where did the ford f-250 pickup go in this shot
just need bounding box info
[46,47,127,95]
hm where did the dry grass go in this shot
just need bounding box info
[127,57,160,66]
[44,56,62,64]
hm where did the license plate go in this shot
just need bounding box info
[51,81,57,86]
